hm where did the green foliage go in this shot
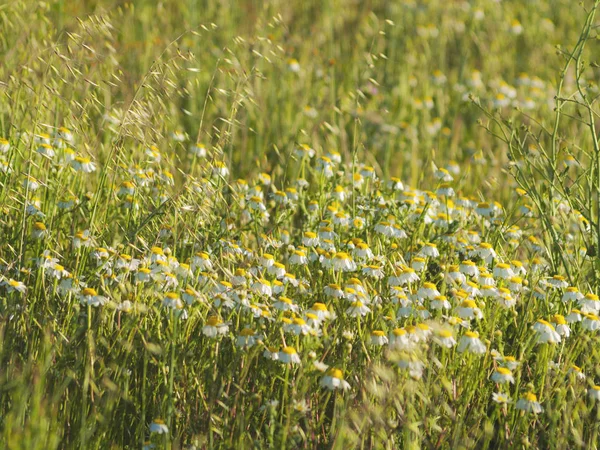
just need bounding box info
[0,0,600,449]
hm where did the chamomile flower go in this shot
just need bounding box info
[252,279,272,297]
[0,138,9,153]
[353,242,374,261]
[492,392,511,404]
[70,155,96,172]
[496,288,516,308]
[391,267,420,286]
[37,143,55,158]
[316,156,334,178]
[516,392,543,413]
[588,386,600,401]
[295,144,315,159]
[236,328,261,348]
[445,266,466,285]
[279,346,301,365]
[370,330,389,346]
[332,252,356,272]
[189,142,207,157]
[582,313,600,331]
[308,302,332,321]
[411,257,427,272]
[546,275,568,289]
[476,243,497,264]
[388,328,412,350]
[457,331,486,354]
[551,314,570,337]
[149,419,168,434]
[568,365,586,380]
[302,232,319,247]
[73,230,94,248]
[263,347,279,361]
[211,161,230,178]
[533,320,561,344]
[346,301,370,317]
[49,263,70,280]
[396,352,425,379]
[459,260,479,277]
[79,287,108,307]
[417,282,440,300]
[493,263,514,280]
[287,58,300,72]
[289,250,308,266]
[491,367,515,384]
[456,299,483,320]
[566,309,583,323]
[434,329,456,348]
[579,293,600,313]
[320,368,351,391]
[162,292,183,309]
[562,287,583,303]
[273,296,299,313]
[510,19,523,35]
[3,279,27,294]
[431,295,451,310]
[202,316,229,338]
[31,222,47,239]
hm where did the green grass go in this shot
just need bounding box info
[1,0,600,448]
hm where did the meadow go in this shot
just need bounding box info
[1,0,600,448]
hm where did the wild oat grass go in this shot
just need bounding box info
[1,0,600,448]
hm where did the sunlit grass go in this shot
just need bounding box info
[1,0,600,448]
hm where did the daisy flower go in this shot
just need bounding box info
[491,367,514,384]
[492,392,511,404]
[202,316,229,338]
[533,320,561,344]
[149,419,168,434]
[457,331,486,354]
[70,155,96,172]
[456,299,483,320]
[308,302,332,320]
[370,330,389,346]
[3,279,27,294]
[263,347,279,361]
[582,313,600,331]
[434,329,456,348]
[31,222,47,239]
[332,252,356,272]
[417,282,440,300]
[493,263,514,280]
[346,301,370,317]
[431,295,451,310]
[189,142,207,157]
[320,368,351,391]
[162,292,183,310]
[579,293,600,313]
[279,346,301,365]
[562,287,583,303]
[589,386,600,401]
[236,328,261,348]
[79,287,108,307]
[516,392,543,414]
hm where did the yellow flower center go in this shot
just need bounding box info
[523,392,537,402]
[206,316,221,326]
[328,368,343,379]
